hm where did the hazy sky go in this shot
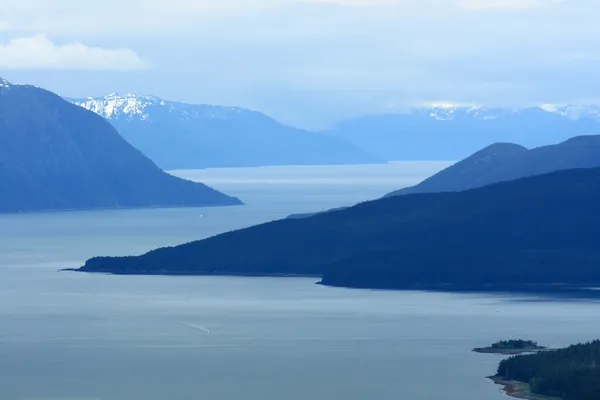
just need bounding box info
[1,0,598,128]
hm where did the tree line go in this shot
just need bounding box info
[497,340,600,400]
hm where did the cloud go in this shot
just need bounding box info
[0,35,148,70]
[300,0,400,5]
[0,1,284,35]
[299,0,551,8]
[1,0,598,128]
[0,0,559,36]
[457,0,563,10]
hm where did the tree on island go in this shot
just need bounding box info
[491,340,540,350]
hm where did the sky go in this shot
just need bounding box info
[0,0,599,128]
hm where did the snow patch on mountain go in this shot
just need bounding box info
[407,103,504,121]
[0,77,43,91]
[75,93,157,120]
[427,104,458,121]
[407,103,600,122]
[538,104,600,121]
[69,93,247,122]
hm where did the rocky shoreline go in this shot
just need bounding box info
[489,376,560,400]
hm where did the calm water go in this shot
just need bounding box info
[1,163,599,400]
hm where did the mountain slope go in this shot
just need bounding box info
[0,78,241,213]
[78,168,600,293]
[69,94,382,169]
[328,105,600,161]
[386,135,600,197]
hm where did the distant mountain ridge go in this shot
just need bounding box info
[397,103,600,122]
[69,94,382,170]
[71,93,251,122]
[328,105,600,161]
[386,135,600,197]
[0,78,241,213]
[537,103,600,120]
[290,134,600,218]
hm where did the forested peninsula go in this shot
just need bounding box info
[491,340,600,400]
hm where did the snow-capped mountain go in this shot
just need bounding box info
[68,94,381,170]
[537,104,600,121]
[70,93,250,122]
[417,105,516,121]
[329,104,600,161]
[402,104,600,122]
[69,93,600,165]
[74,93,161,121]
[0,77,241,213]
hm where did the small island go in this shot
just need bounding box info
[486,340,600,400]
[473,339,546,355]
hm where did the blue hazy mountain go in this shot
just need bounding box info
[385,135,600,197]
[328,105,600,161]
[0,78,241,213]
[69,94,382,170]
[77,167,600,294]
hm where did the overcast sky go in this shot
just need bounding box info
[1,0,598,128]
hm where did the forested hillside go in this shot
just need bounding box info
[497,340,600,400]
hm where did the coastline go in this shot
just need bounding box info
[61,268,322,279]
[473,347,546,355]
[489,376,560,400]
[61,268,600,301]
[0,201,242,217]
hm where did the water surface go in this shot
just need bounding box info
[1,163,598,400]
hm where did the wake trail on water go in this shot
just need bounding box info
[181,321,212,334]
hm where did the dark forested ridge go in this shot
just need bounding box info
[496,340,600,400]
[0,78,241,213]
[385,135,600,197]
[79,167,600,293]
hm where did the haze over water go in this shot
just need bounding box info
[1,163,599,400]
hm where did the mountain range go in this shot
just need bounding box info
[327,105,600,161]
[76,166,600,294]
[0,78,241,213]
[69,94,600,168]
[69,94,381,170]
[386,135,600,197]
